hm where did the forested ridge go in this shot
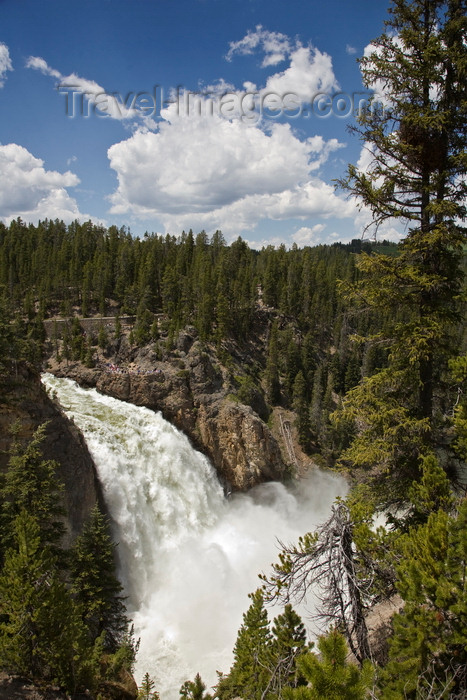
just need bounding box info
[0,219,401,462]
[0,0,467,697]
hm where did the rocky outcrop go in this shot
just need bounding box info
[0,673,70,700]
[0,362,102,544]
[0,672,137,700]
[196,400,284,490]
[49,330,288,491]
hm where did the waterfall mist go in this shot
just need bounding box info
[42,373,347,699]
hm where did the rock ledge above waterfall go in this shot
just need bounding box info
[47,327,289,492]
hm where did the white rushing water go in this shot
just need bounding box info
[42,373,347,699]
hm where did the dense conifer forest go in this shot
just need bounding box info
[0,218,402,461]
[0,0,466,697]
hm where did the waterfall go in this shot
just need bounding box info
[42,373,347,699]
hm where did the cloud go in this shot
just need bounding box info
[26,55,138,120]
[346,44,357,55]
[159,37,339,129]
[25,55,61,79]
[263,45,339,103]
[226,27,338,103]
[226,26,292,67]
[0,42,13,87]
[106,26,348,236]
[292,224,325,246]
[0,143,89,223]
[108,119,313,214]
[107,108,354,235]
[237,223,327,250]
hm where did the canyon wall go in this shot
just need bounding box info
[50,332,288,491]
[0,362,102,543]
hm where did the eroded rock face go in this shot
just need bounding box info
[51,337,286,492]
[0,363,102,544]
[197,400,284,490]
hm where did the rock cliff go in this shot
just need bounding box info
[48,329,288,491]
[0,362,102,543]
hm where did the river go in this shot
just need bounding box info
[42,373,346,699]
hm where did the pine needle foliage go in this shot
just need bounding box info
[70,504,128,651]
[283,629,374,700]
[334,0,467,507]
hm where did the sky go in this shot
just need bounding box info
[0,0,402,248]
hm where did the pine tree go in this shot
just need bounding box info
[309,364,324,441]
[283,629,374,700]
[269,604,310,692]
[84,340,95,368]
[343,352,361,394]
[70,504,128,651]
[380,500,467,698]
[115,313,122,339]
[0,294,15,367]
[405,452,454,525]
[450,353,467,461]
[138,672,160,699]
[150,317,159,342]
[69,316,83,360]
[0,511,90,691]
[336,0,467,507]
[0,423,66,561]
[180,672,212,700]
[134,299,153,346]
[293,371,311,450]
[217,589,272,700]
[285,336,302,398]
[61,321,71,364]
[265,320,281,405]
[98,321,108,349]
[301,330,316,387]
[215,290,230,343]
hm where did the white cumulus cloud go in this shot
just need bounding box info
[263,45,339,103]
[0,143,88,223]
[226,27,339,105]
[292,224,325,246]
[226,26,292,67]
[106,24,346,236]
[107,106,353,235]
[0,43,13,87]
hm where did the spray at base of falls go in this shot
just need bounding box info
[42,373,347,699]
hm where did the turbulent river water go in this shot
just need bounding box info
[42,373,347,699]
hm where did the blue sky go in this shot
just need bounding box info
[0,0,399,247]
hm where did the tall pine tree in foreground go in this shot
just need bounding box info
[0,423,66,562]
[217,589,272,700]
[0,511,90,692]
[70,504,128,651]
[283,630,373,700]
[269,604,311,693]
[217,590,312,700]
[380,500,467,698]
[335,0,467,507]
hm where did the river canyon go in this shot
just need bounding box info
[42,373,347,700]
